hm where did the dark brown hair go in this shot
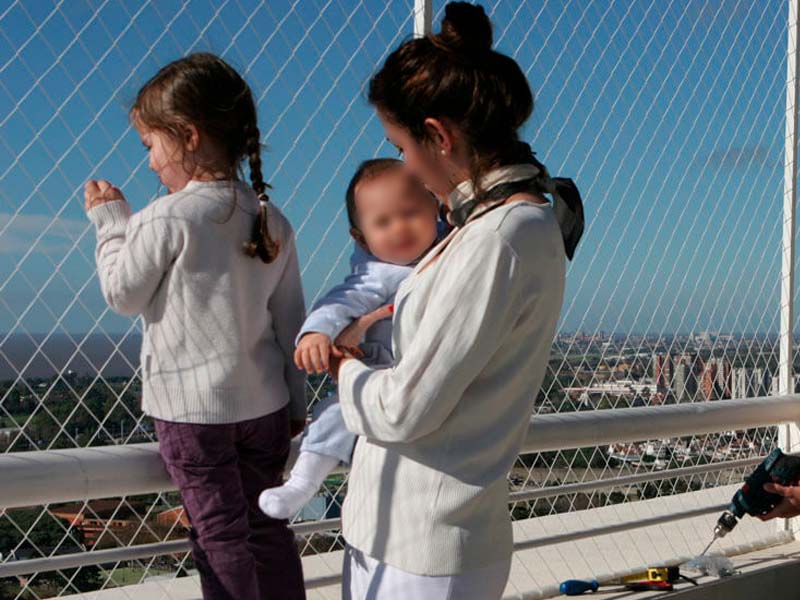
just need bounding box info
[132,52,279,263]
[368,2,533,192]
[345,158,403,230]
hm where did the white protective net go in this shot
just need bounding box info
[0,0,793,597]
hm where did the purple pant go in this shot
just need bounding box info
[155,406,306,600]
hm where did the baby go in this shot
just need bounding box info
[259,158,445,519]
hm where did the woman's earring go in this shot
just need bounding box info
[440,149,446,156]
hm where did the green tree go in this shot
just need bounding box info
[0,509,103,596]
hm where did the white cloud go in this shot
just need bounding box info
[702,145,777,170]
[0,213,91,256]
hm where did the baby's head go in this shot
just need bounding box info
[346,159,439,265]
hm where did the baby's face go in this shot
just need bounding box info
[354,169,439,265]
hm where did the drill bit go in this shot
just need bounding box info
[699,537,716,557]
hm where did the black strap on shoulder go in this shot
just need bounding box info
[450,150,585,260]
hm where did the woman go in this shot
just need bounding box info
[330,3,583,598]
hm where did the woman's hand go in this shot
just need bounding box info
[329,346,363,381]
[84,180,126,211]
[335,304,394,348]
[758,482,800,520]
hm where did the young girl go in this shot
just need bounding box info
[84,53,307,600]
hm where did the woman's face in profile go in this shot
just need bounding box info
[378,111,453,202]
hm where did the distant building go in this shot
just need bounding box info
[156,506,190,529]
[752,368,771,397]
[770,373,800,396]
[50,500,147,547]
[732,367,772,399]
[673,355,699,401]
[731,367,749,399]
[714,357,731,399]
[700,361,717,400]
[0,426,19,440]
[695,332,713,346]
[652,353,673,392]
[563,379,655,405]
[700,357,731,400]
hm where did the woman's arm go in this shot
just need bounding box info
[336,230,522,443]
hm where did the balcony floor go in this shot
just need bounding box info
[552,540,800,599]
[52,484,795,600]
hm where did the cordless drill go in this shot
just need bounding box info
[705,448,800,552]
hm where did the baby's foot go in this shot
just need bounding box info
[259,478,318,520]
[258,451,340,519]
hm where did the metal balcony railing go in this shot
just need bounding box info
[1,395,798,597]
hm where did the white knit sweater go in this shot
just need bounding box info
[88,180,307,424]
[338,194,565,576]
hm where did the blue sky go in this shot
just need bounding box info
[0,0,789,337]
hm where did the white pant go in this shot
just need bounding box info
[342,544,510,600]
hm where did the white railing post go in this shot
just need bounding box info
[780,0,800,537]
[413,0,433,37]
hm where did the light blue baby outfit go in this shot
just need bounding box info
[298,244,414,463]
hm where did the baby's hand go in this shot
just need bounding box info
[84,180,126,212]
[295,333,335,374]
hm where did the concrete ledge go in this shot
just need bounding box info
[49,485,794,600]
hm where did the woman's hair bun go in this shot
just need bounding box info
[438,2,493,56]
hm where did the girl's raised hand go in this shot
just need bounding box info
[84,180,126,212]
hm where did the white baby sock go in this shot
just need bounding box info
[258,451,340,520]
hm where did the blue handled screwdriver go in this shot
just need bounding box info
[560,579,599,595]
